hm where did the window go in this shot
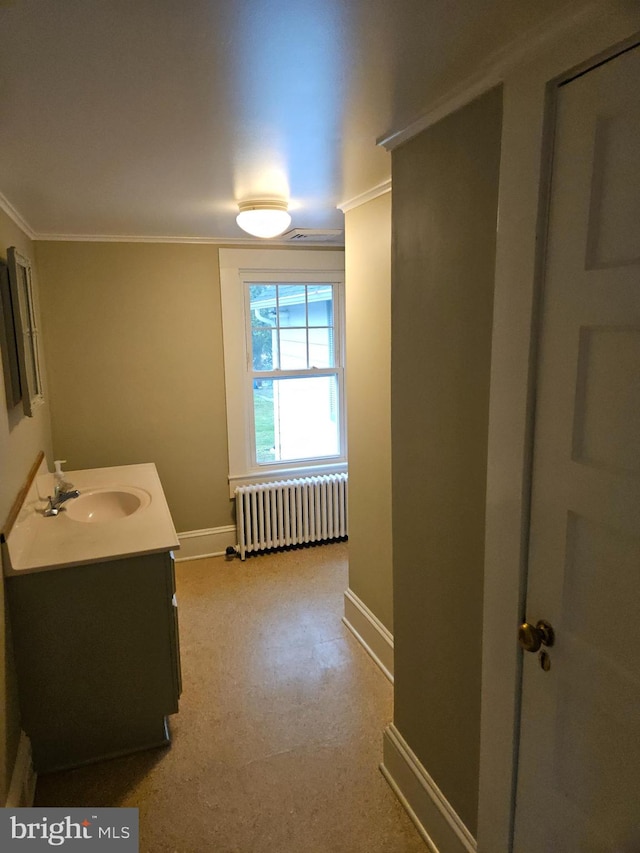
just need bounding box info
[219,249,346,492]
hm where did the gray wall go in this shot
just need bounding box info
[391,86,502,834]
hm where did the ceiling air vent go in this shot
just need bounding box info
[284,228,343,243]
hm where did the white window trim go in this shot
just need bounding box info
[219,248,346,496]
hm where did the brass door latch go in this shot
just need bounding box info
[518,620,555,671]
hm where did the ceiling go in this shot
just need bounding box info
[0,0,579,243]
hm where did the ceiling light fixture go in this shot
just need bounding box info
[236,199,291,239]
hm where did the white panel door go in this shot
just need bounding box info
[513,44,640,852]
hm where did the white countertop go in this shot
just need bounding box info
[3,462,180,575]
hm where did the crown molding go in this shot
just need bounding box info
[36,233,266,245]
[337,180,392,213]
[29,232,344,247]
[0,192,36,240]
[377,0,603,151]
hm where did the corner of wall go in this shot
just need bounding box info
[0,207,53,807]
[343,190,394,641]
[381,725,477,853]
[5,732,37,808]
[342,588,394,681]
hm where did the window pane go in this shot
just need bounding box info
[253,379,276,463]
[279,327,308,369]
[278,285,306,327]
[252,328,278,371]
[249,285,277,326]
[308,327,333,368]
[250,285,278,370]
[254,375,339,464]
[307,285,333,327]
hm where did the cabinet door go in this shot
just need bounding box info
[166,551,182,700]
[8,551,182,771]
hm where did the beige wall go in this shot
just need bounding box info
[344,192,393,630]
[0,209,53,803]
[391,87,502,835]
[35,241,232,533]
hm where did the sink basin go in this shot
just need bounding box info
[65,487,151,523]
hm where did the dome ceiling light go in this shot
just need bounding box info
[236,199,292,239]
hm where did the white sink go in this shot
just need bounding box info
[65,487,151,523]
[3,462,179,574]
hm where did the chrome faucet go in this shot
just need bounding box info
[43,460,81,516]
[43,482,81,516]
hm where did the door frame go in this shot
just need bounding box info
[477,12,640,853]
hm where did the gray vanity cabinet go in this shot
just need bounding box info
[7,551,181,773]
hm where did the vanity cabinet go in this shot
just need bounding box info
[7,550,181,773]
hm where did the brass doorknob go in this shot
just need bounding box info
[518,620,555,653]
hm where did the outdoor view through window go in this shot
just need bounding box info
[249,283,340,464]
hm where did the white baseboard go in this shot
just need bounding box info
[381,725,477,853]
[176,526,237,562]
[5,731,37,808]
[342,588,394,682]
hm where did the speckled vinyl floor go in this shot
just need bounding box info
[35,543,426,852]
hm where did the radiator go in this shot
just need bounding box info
[235,474,348,560]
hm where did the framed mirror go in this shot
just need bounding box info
[7,247,43,417]
[0,257,22,408]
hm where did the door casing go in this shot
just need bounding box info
[478,12,640,853]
